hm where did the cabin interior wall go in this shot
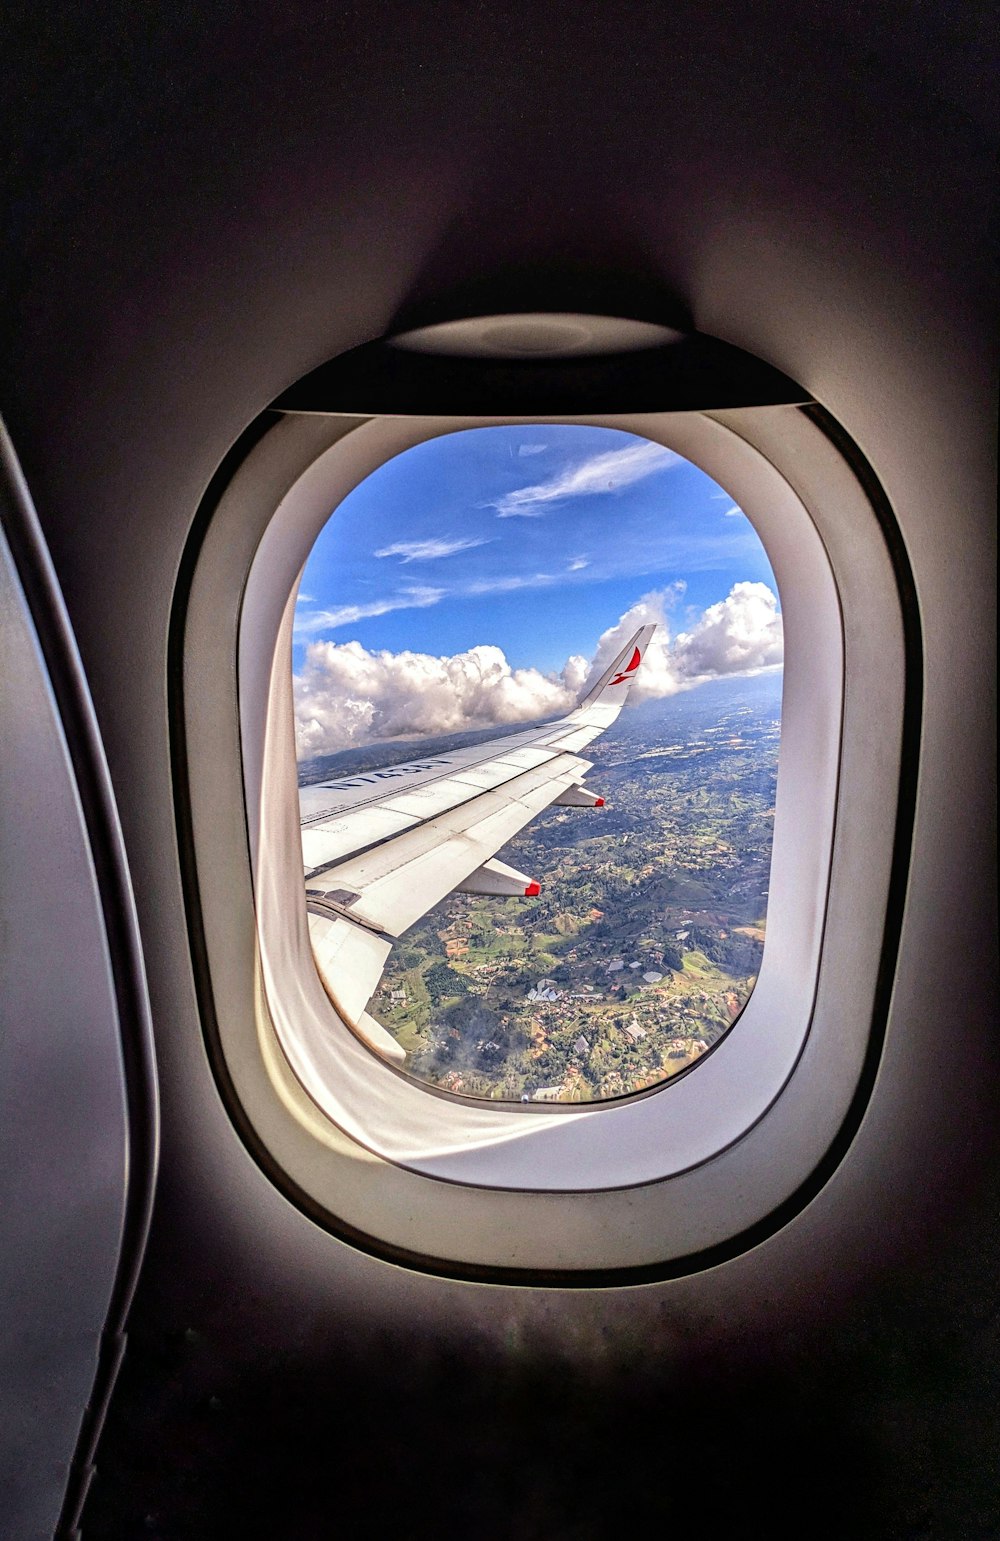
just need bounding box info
[1,3,996,1536]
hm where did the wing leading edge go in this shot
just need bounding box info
[299,624,656,1063]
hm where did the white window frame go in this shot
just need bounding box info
[182,405,907,1276]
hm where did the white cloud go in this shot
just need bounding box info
[293,586,445,636]
[294,558,649,645]
[492,440,680,518]
[464,572,558,595]
[709,490,748,518]
[581,594,681,704]
[374,536,494,563]
[295,592,315,604]
[672,581,784,680]
[577,582,781,704]
[518,442,548,456]
[294,581,783,758]
[294,641,583,758]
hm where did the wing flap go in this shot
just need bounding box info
[376,779,489,820]
[544,725,601,753]
[336,754,586,884]
[301,806,420,874]
[489,744,559,770]
[307,909,393,1023]
[307,910,404,1064]
[327,755,587,936]
[446,761,530,791]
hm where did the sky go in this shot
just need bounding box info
[293,425,783,760]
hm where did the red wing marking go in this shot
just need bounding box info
[609,645,643,686]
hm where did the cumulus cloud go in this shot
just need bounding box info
[576,582,780,705]
[581,594,683,704]
[294,641,583,759]
[492,440,680,518]
[374,536,494,563]
[518,442,548,455]
[294,580,783,759]
[293,586,445,636]
[672,581,783,679]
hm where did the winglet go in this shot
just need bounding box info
[577,624,657,708]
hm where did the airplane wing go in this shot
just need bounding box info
[299,624,657,1063]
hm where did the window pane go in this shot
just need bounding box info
[295,425,782,1102]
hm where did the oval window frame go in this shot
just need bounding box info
[179,403,911,1276]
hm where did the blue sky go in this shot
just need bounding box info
[293,425,776,674]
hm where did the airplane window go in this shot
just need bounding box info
[192,396,895,1257]
[294,425,782,1102]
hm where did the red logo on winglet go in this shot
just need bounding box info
[609,646,643,686]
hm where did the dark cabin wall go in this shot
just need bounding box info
[2,3,997,1537]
